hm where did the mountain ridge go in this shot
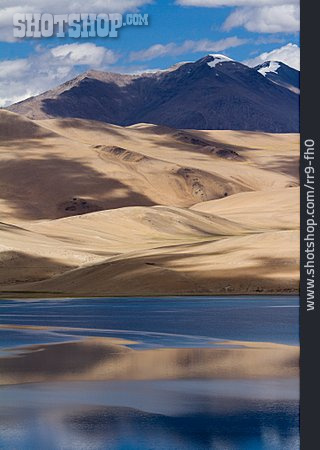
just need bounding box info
[7,54,299,132]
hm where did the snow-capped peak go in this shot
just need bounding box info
[257,61,281,77]
[207,54,234,68]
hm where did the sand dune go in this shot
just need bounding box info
[0,111,299,296]
[1,112,252,222]
[192,187,299,230]
[0,110,55,141]
[38,118,298,190]
[29,206,252,248]
[191,129,300,180]
[0,205,252,287]
[1,229,299,296]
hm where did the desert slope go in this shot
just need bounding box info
[3,229,298,297]
[0,111,299,297]
[192,188,299,230]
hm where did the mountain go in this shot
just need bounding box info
[7,54,299,132]
[255,61,300,94]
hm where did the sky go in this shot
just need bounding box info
[0,0,300,107]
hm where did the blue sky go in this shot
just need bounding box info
[0,0,300,106]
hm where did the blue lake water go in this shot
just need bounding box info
[0,296,299,349]
[0,296,299,450]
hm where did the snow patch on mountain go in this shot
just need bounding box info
[207,54,233,68]
[258,61,281,77]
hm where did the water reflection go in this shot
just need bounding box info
[0,393,299,450]
[0,337,298,385]
[0,297,299,449]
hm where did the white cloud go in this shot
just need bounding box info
[0,0,151,41]
[51,43,118,66]
[177,0,299,5]
[130,36,247,61]
[223,4,299,33]
[177,0,300,34]
[0,0,150,14]
[0,59,30,79]
[254,36,286,45]
[0,43,120,107]
[244,43,300,70]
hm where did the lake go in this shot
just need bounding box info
[0,296,299,449]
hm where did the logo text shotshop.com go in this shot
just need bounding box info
[13,13,149,38]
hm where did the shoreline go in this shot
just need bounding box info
[0,291,300,301]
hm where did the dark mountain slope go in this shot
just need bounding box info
[8,55,299,132]
[255,61,300,94]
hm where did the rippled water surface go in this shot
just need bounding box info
[0,296,299,449]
